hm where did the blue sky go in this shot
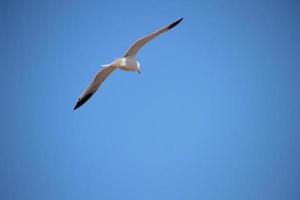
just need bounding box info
[1,0,300,199]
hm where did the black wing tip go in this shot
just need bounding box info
[168,17,184,29]
[73,99,82,110]
[73,93,94,111]
[73,102,80,110]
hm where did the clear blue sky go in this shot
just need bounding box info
[1,0,300,199]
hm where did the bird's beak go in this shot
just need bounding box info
[138,70,141,74]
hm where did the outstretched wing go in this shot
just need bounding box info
[74,65,116,110]
[124,18,183,57]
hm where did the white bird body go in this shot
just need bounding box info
[74,18,183,110]
[103,56,140,72]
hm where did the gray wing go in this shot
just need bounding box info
[74,65,116,110]
[124,18,183,57]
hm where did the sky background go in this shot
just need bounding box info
[1,0,300,199]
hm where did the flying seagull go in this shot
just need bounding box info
[74,17,183,110]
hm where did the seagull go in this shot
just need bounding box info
[74,18,183,110]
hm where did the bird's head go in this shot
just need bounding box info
[137,61,141,74]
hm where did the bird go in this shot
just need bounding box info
[73,17,183,110]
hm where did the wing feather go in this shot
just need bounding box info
[74,65,116,110]
[124,18,183,57]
